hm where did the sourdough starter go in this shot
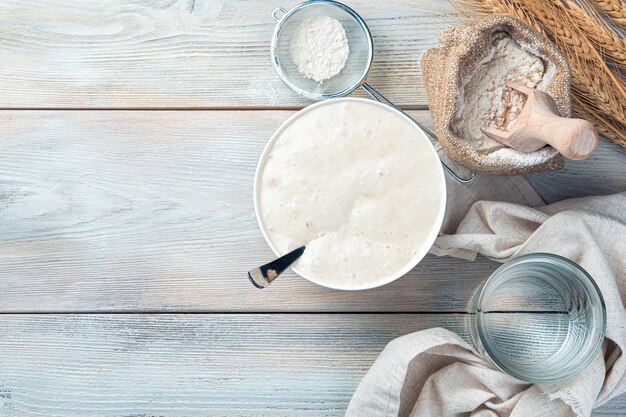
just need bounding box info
[258,100,444,288]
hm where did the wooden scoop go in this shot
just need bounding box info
[482,81,598,160]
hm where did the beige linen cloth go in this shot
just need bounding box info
[347,173,626,417]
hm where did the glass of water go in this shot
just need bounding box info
[467,253,606,384]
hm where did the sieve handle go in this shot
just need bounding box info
[272,7,287,21]
[362,83,476,184]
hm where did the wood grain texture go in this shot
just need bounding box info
[525,139,626,204]
[0,314,623,416]
[1,110,623,313]
[0,109,499,312]
[1,1,623,414]
[0,0,456,108]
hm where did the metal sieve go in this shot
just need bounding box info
[271,0,475,183]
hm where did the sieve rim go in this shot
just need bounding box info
[271,0,374,101]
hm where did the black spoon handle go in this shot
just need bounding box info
[248,246,306,289]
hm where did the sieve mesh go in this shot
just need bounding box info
[271,0,373,100]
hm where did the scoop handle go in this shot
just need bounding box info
[522,89,599,160]
[499,82,599,160]
[525,116,598,160]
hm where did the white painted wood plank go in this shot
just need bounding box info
[525,139,626,204]
[0,110,623,312]
[0,314,622,416]
[0,109,501,312]
[0,0,456,108]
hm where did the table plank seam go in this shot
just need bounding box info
[0,105,432,111]
[0,311,471,315]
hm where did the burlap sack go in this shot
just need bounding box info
[422,15,571,175]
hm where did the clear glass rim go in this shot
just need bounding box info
[475,252,607,384]
[270,0,374,101]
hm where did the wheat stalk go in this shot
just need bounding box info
[452,0,626,148]
[500,0,626,123]
[561,0,626,69]
[525,6,626,134]
[573,96,626,145]
[589,0,626,26]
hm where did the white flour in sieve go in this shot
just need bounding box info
[290,15,349,84]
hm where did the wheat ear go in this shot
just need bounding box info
[452,0,626,148]
[589,0,626,26]
[561,0,626,69]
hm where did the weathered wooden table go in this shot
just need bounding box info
[0,1,624,415]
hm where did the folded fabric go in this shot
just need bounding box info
[347,192,626,417]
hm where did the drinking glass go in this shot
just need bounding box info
[467,253,606,383]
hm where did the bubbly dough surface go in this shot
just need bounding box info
[259,100,444,288]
